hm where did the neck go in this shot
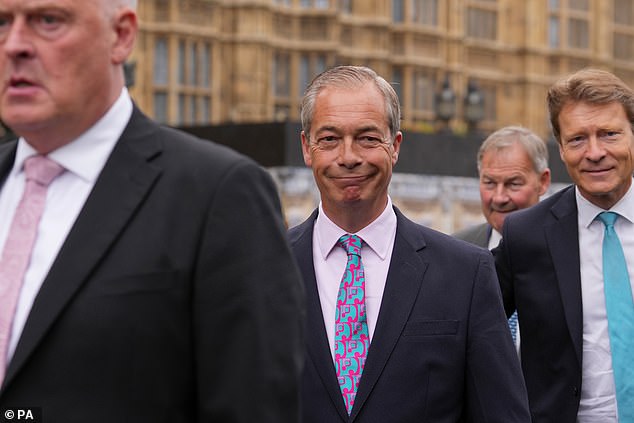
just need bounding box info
[18,86,124,154]
[323,197,389,233]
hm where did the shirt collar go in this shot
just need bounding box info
[13,88,133,182]
[314,196,397,260]
[576,180,634,228]
[488,227,502,250]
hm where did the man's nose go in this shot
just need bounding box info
[337,137,363,168]
[585,136,607,162]
[2,18,35,60]
[492,184,510,202]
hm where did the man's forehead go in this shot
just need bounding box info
[480,157,537,178]
[0,0,98,11]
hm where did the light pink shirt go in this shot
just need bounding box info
[312,197,397,359]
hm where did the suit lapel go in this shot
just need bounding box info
[0,141,17,186]
[473,223,492,249]
[290,213,350,421]
[0,141,17,182]
[545,187,583,365]
[350,209,427,421]
[3,109,164,388]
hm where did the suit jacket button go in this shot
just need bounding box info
[572,386,579,397]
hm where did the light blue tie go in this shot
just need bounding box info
[598,212,634,422]
[508,311,519,344]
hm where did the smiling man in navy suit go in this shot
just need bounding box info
[288,65,530,423]
[0,0,303,421]
[495,68,634,422]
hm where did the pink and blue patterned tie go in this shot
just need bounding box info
[334,234,369,414]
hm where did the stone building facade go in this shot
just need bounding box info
[132,0,634,139]
[126,0,630,231]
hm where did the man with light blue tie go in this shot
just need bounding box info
[289,65,530,422]
[454,125,552,352]
[495,68,634,422]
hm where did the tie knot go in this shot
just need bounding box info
[338,234,362,256]
[598,211,619,228]
[24,155,64,187]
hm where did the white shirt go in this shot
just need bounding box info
[488,228,521,354]
[0,89,133,363]
[312,197,397,359]
[487,227,502,250]
[576,183,634,423]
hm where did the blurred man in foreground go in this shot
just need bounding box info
[0,1,304,421]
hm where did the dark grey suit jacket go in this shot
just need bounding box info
[453,223,491,248]
[0,107,304,422]
[289,207,530,422]
[495,185,582,422]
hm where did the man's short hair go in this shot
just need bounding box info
[477,126,549,174]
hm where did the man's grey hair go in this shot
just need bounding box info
[477,126,549,174]
[300,65,401,141]
[119,0,137,8]
[107,0,137,11]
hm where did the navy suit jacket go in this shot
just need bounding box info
[289,207,530,422]
[495,186,582,422]
[0,107,304,422]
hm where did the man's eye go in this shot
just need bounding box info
[357,136,383,147]
[0,16,11,28]
[33,13,64,30]
[602,131,620,140]
[317,136,338,143]
[564,136,585,148]
[315,136,340,149]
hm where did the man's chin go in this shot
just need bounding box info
[340,187,363,202]
[1,111,55,134]
[490,213,513,232]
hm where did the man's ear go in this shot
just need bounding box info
[391,131,403,165]
[301,131,312,167]
[558,143,565,163]
[111,8,138,65]
[539,168,552,196]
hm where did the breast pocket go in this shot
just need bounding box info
[402,320,459,339]
[88,270,183,297]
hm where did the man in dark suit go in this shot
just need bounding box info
[289,65,530,422]
[454,126,551,349]
[0,1,304,421]
[454,126,551,251]
[495,68,634,422]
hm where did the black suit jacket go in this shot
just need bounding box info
[495,185,582,422]
[289,208,530,422]
[0,107,304,422]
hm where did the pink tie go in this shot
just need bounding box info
[0,155,64,385]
